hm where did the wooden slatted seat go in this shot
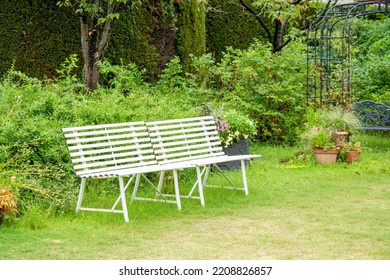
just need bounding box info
[144,116,261,204]
[62,121,200,222]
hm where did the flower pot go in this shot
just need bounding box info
[345,150,361,163]
[218,139,249,171]
[313,148,339,164]
[334,131,349,147]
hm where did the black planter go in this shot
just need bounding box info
[217,139,249,171]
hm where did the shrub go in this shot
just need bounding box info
[351,18,390,104]
[0,64,199,215]
[187,40,308,144]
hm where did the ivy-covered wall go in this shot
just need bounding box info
[0,0,207,80]
[206,0,267,59]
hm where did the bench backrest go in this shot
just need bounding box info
[352,100,390,128]
[62,122,157,177]
[146,116,225,164]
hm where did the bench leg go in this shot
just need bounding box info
[196,166,205,206]
[202,166,211,187]
[156,170,165,197]
[173,170,181,211]
[200,162,249,195]
[130,173,142,204]
[240,160,249,196]
[76,178,86,213]
[119,177,129,223]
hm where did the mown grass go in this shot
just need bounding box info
[0,134,389,260]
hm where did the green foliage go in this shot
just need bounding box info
[310,130,330,149]
[56,54,84,91]
[0,0,207,82]
[351,18,390,104]
[252,0,302,22]
[213,109,257,147]
[18,204,51,230]
[99,60,146,93]
[157,56,187,92]
[206,0,267,60]
[304,107,361,133]
[0,63,198,215]
[0,0,80,78]
[186,39,308,144]
[301,127,335,150]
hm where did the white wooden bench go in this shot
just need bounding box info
[62,121,202,222]
[143,116,261,203]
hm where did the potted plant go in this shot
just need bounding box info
[321,107,361,147]
[340,141,362,163]
[301,127,340,164]
[310,129,340,165]
[215,110,257,170]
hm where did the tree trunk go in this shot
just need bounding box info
[85,59,100,90]
[272,18,291,53]
[80,11,112,90]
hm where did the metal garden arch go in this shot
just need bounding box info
[306,0,389,107]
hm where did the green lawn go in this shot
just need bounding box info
[1,134,389,260]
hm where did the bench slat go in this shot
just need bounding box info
[149,131,218,143]
[75,161,158,177]
[63,126,146,138]
[153,140,222,154]
[146,117,226,164]
[151,136,220,148]
[147,121,216,132]
[65,131,149,144]
[71,149,155,163]
[147,116,213,126]
[67,138,151,151]
[62,121,145,132]
[149,125,216,137]
[69,143,153,157]
[63,121,157,177]
[157,152,226,165]
[155,142,221,153]
[155,147,223,160]
[73,154,157,170]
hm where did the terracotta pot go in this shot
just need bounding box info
[334,131,349,147]
[313,148,339,164]
[345,150,361,163]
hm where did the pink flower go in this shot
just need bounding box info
[218,120,230,132]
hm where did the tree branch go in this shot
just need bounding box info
[80,15,90,64]
[239,0,272,41]
[274,38,292,52]
[97,3,114,60]
[300,0,336,31]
